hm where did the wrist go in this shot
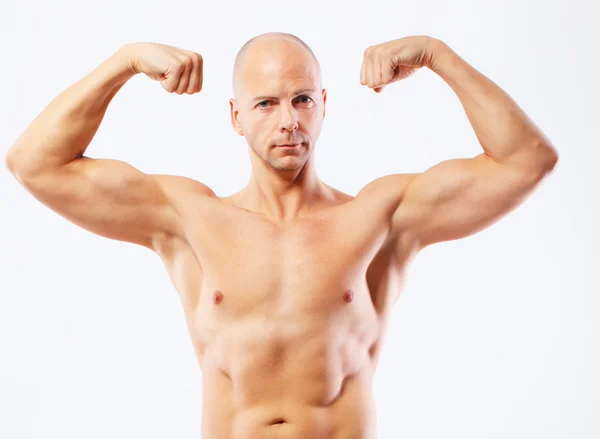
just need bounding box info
[81,46,138,96]
[427,38,453,73]
[111,44,140,78]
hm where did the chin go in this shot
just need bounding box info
[271,162,303,172]
[270,156,307,172]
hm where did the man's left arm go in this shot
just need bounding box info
[361,37,559,249]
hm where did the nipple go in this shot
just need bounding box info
[343,290,354,303]
[213,290,224,305]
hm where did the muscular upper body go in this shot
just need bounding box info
[5,33,557,439]
[7,158,550,439]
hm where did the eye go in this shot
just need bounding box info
[257,100,272,108]
[297,95,312,104]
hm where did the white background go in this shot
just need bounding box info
[1,0,598,438]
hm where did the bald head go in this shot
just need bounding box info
[232,32,321,99]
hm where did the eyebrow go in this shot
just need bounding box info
[251,88,317,102]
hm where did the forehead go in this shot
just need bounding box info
[240,40,320,97]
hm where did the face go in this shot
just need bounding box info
[230,40,327,172]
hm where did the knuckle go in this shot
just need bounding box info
[171,60,185,73]
[365,45,378,55]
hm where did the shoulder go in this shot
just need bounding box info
[355,173,421,211]
[352,173,424,257]
[152,174,217,199]
[149,175,219,252]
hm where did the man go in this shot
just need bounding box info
[6,32,558,439]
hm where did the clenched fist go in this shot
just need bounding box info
[123,42,203,95]
[360,36,440,93]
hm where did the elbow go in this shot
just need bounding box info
[524,141,559,178]
[5,148,19,175]
[504,139,559,176]
[512,141,559,185]
[5,149,41,185]
[540,142,559,174]
[5,154,27,187]
[5,144,30,175]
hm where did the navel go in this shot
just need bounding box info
[343,290,354,303]
[213,290,224,305]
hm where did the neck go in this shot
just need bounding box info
[239,148,333,222]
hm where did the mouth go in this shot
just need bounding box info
[276,143,302,148]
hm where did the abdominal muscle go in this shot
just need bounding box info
[194,303,381,439]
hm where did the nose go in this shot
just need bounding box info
[278,103,299,133]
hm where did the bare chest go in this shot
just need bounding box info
[195,202,393,303]
[159,198,403,367]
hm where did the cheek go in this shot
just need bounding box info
[302,109,322,130]
[244,118,271,146]
[306,104,322,120]
[244,116,265,134]
[251,113,272,128]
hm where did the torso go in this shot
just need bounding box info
[154,182,416,439]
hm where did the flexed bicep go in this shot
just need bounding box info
[16,156,183,250]
[391,153,545,249]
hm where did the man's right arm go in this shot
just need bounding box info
[5,44,208,250]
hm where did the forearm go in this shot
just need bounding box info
[429,39,558,171]
[6,45,137,176]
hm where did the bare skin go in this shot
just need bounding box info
[6,34,558,439]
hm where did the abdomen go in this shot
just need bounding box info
[198,309,379,439]
[201,361,377,439]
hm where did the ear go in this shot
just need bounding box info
[229,98,244,136]
[321,89,327,119]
